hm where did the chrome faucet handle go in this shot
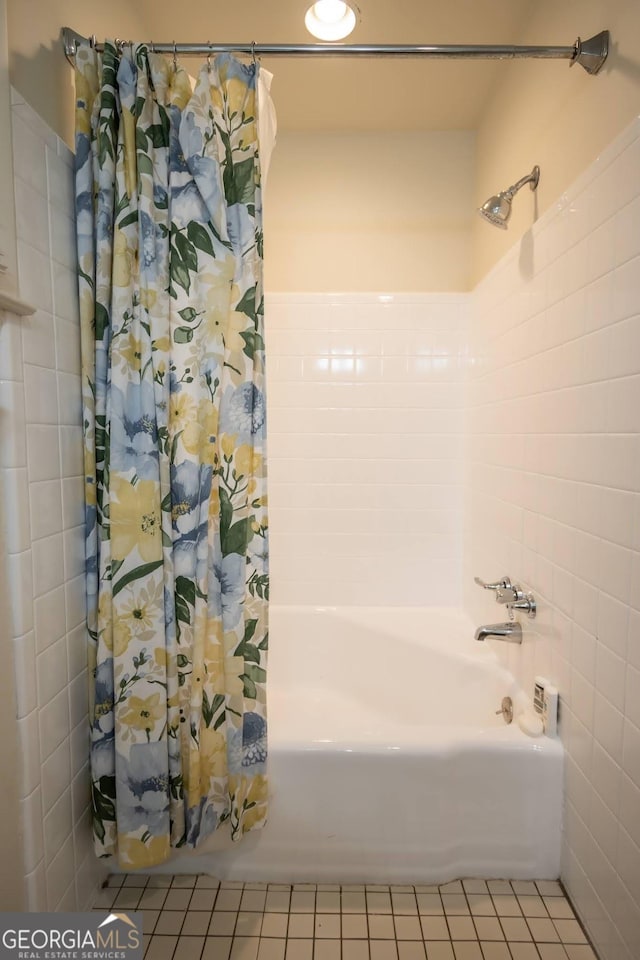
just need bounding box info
[474,575,512,592]
[506,592,537,619]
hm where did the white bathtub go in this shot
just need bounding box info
[163,606,564,883]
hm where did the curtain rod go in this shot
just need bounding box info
[62,28,610,75]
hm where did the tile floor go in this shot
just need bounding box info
[93,876,598,960]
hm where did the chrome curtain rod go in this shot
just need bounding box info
[62,28,610,75]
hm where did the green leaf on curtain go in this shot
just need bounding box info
[202,691,226,727]
[174,326,194,344]
[187,221,215,259]
[147,123,169,148]
[176,575,196,607]
[118,210,139,229]
[98,775,117,798]
[178,307,199,323]
[177,654,190,668]
[95,303,110,340]
[170,258,191,296]
[243,664,267,684]
[243,619,258,643]
[138,153,154,176]
[135,127,148,152]
[226,157,255,206]
[112,559,164,597]
[175,231,198,273]
[235,286,256,321]
[219,488,233,538]
[258,631,269,651]
[240,330,265,360]
[221,518,250,557]
[241,675,257,699]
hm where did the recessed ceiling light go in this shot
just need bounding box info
[305,1,357,41]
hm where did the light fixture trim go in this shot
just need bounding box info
[305,1,357,41]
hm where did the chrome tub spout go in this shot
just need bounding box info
[474,621,522,643]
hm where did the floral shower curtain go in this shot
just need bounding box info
[75,41,269,868]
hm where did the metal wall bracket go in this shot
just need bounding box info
[572,30,609,75]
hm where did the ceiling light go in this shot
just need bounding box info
[305,1,357,41]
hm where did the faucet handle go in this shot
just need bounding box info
[474,575,512,592]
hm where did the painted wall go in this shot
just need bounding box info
[0,90,105,910]
[264,132,475,292]
[464,118,640,960]
[472,0,640,284]
[266,292,468,606]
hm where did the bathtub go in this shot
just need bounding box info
[162,606,563,883]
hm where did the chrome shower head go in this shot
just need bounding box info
[478,165,540,229]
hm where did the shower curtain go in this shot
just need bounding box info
[75,41,269,868]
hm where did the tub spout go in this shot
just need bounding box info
[474,621,522,643]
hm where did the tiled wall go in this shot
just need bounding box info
[266,294,469,606]
[0,90,104,909]
[464,119,640,960]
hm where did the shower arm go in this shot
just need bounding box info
[503,166,541,200]
[61,28,610,76]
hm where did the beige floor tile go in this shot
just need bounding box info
[500,918,532,942]
[543,899,574,920]
[93,889,117,909]
[316,892,341,913]
[154,912,185,936]
[208,913,237,937]
[369,942,399,960]
[343,886,366,892]
[492,897,521,917]
[486,883,512,896]
[367,892,392,914]
[343,941,371,960]
[140,889,169,910]
[424,943,455,960]
[506,945,540,960]
[394,916,423,940]
[221,882,245,890]
[368,916,396,939]
[314,914,340,939]
[125,874,151,887]
[107,875,125,887]
[341,915,368,939]
[420,917,450,941]
[241,891,267,912]
[285,941,313,960]
[441,896,469,916]
[392,893,418,915]
[146,936,178,960]
[147,876,173,889]
[290,892,316,913]
[414,886,440,894]
[366,885,391,893]
[446,917,477,940]
[195,876,220,889]
[439,882,464,894]
[114,889,143,909]
[175,936,205,960]
[451,944,482,960]
[417,895,444,915]
[527,918,560,942]
[466,897,495,918]
[397,943,427,960]
[172,876,197,888]
[202,937,232,960]
[235,914,263,938]
[343,892,368,913]
[462,881,488,895]
[265,892,291,913]
[287,915,314,938]
[141,912,160,935]
[164,889,193,911]
[313,942,341,960]
[391,886,415,894]
[478,944,510,960]
[190,890,218,911]
[268,885,292,892]
[518,897,548,918]
[181,912,211,937]
[511,883,538,897]
[143,934,151,956]
[294,884,317,891]
[245,884,268,891]
[564,947,597,959]
[216,890,243,912]
[317,884,341,892]
[535,882,563,897]
[260,914,288,938]
[256,939,286,960]
[472,918,503,941]
[552,921,587,944]
[537,946,569,959]
[230,938,260,960]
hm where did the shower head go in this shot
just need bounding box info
[478,165,540,229]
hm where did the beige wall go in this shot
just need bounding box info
[264,131,475,292]
[472,0,640,284]
[7,0,146,146]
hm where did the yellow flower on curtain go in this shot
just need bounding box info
[110,477,163,563]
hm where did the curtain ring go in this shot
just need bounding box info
[173,41,178,68]
[207,42,212,72]
[251,40,257,66]
[150,40,155,53]
[90,34,97,49]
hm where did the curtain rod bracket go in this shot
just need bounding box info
[571,30,609,75]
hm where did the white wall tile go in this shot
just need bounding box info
[0,380,27,468]
[37,636,68,705]
[6,549,34,636]
[33,584,66,654]
[41,737,71,811]
[1,467,31,553]
[24,363,59,424]
[14,177,50,256]
[0,312,24,379]
[21,310,56,369]
[12,631,37,718]
[43,787,73,866]
[30,479,63,540]
[17,241,53,314]
[21,787,44,874]
[39,688,70,764]
[32,532,65,597]
[17,710,41,798]
[26,424,60,482]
